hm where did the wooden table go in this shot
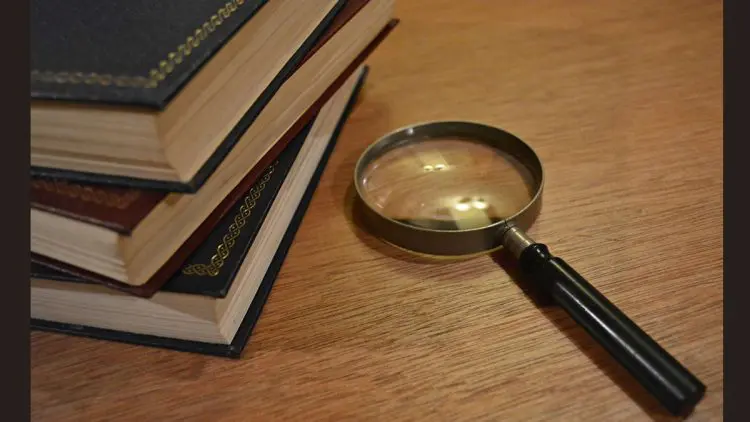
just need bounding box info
[31,1,723,420]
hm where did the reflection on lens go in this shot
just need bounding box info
[358,137,536,231]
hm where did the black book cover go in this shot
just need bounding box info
[31,0,273,106]
[30,67,368,358]
[30,0,348,192]
[31,119,312,298]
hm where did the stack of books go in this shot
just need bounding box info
[30,0,398,357]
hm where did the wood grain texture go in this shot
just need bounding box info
[31,1,723,420]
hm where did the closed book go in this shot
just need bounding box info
[31,0,347,191]
[31,118,308,297]
[30,66,367,358]
[30,10,399,290]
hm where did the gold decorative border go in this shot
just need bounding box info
[181,162,277,277]
[30,0,248,89]
[31,179,141,209]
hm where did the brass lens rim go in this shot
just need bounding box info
[353,120,545,256]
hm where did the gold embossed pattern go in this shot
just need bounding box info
[30,0,248,89]
[31,179,141,209]
[181,162,276,277]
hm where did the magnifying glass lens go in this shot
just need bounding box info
[358,137,536,231]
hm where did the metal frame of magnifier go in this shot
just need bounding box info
[353,120,543,259]
[353,121,706,417]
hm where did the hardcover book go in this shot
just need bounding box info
[31,117,309,297]
[30,66,368,358]
[31,0,347,191]
[30,6,398,290]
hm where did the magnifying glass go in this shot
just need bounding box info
[353,121,706,416]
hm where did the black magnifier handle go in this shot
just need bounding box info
[503,226,706,417]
